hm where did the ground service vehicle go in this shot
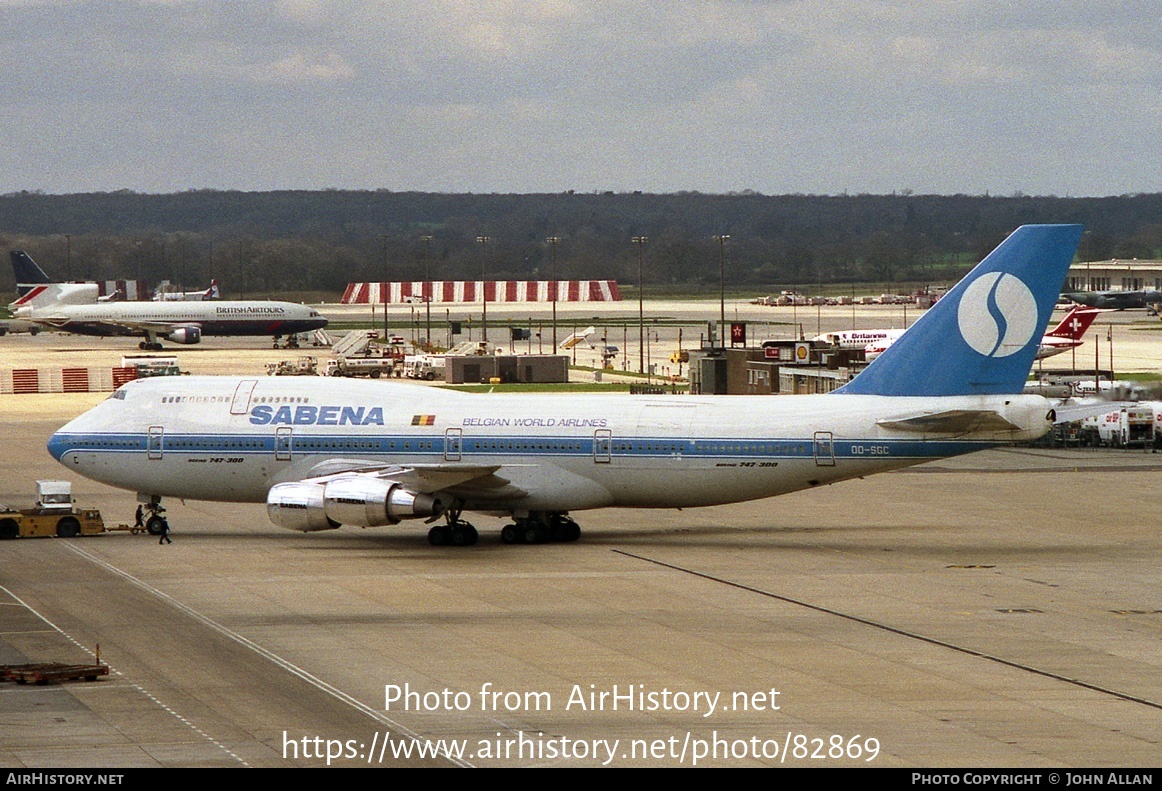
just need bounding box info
[0,481,105,539]
[324,356,396,378]
[1081,406,1156,448]
[403,354,445,381]
[266,357,319,376]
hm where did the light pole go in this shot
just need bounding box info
[477,236,490,342]
[380,234,389,340]
[546,236,560,350]
[633,236,648,373]
[420,235,433,346]
[715,234,730,347]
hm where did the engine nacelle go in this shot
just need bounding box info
[267,481,338,532]
[266,478,444,532]
[323,477,444,526]
[167,325,202,344]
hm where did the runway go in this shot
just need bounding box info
[1,409,1159,767]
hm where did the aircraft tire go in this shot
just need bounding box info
[522,525,541,544]
[0,519,19,540]
[428,525,448,546]
[56,517,80,538]
[566,523,581,542]
[146,516,166,536]
[501,525,518,544]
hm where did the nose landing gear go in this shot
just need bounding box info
[139,496,169,536]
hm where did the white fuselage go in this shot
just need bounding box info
[19,300,326,338]
[863,329,1084,362]
[814,329,907,350]
[49,377,1053,514]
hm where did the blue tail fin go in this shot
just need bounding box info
[834,224,1083,397]
[10,250,52,297]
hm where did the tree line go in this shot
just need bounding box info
[1,190,1159,298]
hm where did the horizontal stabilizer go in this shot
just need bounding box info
[877,410,1023,433]
[1049,399,1136,425]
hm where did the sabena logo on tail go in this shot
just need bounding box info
[956,272,1038,358]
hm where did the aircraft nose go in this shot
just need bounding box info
[47,411,88,463]
[47,429,69,462]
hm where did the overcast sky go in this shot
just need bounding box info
[1,1,1158,196]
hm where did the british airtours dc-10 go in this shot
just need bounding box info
[9,251,327,350]
[48,225,1083,547]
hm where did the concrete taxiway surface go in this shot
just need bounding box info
[1,395,1159,767]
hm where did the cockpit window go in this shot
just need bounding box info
[107,389,127,401]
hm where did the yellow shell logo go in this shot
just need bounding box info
[796,344,808,361]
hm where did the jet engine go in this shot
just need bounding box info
[167,325,202,344]
[266,478,444,532]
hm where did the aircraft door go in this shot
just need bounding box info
[148,426,163,460]
[593,429,611,463]
[275,427,292,461]
[444,428,462,461]
[230,380,258,415]
[813,431,835,466]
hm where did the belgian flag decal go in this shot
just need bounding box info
[411,415,437,426]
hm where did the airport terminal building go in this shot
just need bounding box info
[1066,260,1162,292]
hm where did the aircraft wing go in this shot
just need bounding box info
[27,315,192,334]
[877,409,1025,434]
[302,459,528,500]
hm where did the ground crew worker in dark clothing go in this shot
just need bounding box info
[135,504,143,528]
[158,519,171,545]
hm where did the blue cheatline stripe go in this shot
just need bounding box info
[50,431,997,462]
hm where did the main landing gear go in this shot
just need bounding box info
[427,504,478,547]
[500,512,581,545]
[423,507,582,547]
[272,334,302,350]
[138,336,165,351]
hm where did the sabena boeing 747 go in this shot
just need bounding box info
[48,225,1083,547]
